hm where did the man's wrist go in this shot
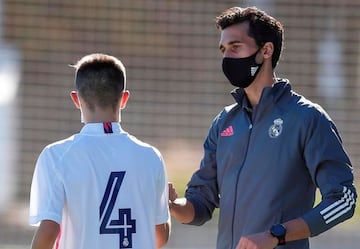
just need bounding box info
[169,198,183,213]
[266,231,279,247]
[168,198,195,224]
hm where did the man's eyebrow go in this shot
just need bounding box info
[219,40,242,50]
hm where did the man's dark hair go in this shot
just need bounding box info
[72,53,126,112]
[215,6,284,68]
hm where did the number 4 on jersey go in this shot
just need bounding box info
[100,171,136,248]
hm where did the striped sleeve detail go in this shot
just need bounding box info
[319,186,356,224]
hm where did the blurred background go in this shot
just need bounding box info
[0,0,359,248]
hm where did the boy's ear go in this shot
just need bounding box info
[120,90,130,109]
[70,91,81,109]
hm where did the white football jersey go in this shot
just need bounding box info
[29,122,169,249]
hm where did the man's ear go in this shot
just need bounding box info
[262,42,274,59]
[70,91,81,109]
[120,90,130,109]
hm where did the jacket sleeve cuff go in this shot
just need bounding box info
[186,195,213,226]
[302,186,356,236]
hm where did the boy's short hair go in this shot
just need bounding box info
[72,53,126,111]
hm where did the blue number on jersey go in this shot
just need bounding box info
[100,171,136,248]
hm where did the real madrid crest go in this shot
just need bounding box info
[268,118,283,138]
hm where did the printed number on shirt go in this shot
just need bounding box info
[100,171,136,248]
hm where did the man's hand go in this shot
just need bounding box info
[167,182,195,224]
[236,231,277,249]
[168,182,178,202]
[236,218,311,249]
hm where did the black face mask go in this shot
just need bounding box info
[222,49,263,88]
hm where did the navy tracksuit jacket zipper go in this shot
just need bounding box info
[230,110,253,248]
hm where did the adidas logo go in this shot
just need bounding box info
[221,125,234,137]
[251,66,258,76]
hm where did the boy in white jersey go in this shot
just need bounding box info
[29,53,171,249]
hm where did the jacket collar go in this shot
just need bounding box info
[230,78,291,108]
[230,79,292,122]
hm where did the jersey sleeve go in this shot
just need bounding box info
[29,147,65,226]
[155,153,170,225]
[301,109,357,236]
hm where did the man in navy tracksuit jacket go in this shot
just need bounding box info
[169,6,356,249]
